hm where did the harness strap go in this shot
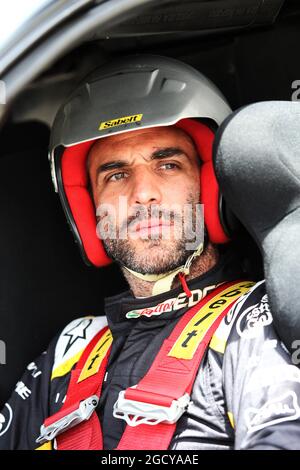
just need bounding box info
[37,327,113,449]
[116,280,253,450]
[37,280,254,450]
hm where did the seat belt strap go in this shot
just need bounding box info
[36,326,113,449]
[116,280,254,450]
[36,280,254,450]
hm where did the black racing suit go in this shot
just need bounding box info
[1,248,300,450]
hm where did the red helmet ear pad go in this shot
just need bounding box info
[175,119,230,244]
[60,118,229,268]
[61,140,112,267]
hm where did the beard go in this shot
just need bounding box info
[99,193,204,275]
[103,236,193,275]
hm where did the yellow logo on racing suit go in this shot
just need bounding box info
[99,114,143,130]
[78,329,113,383]
[168,282,254,360]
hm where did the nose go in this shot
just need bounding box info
[130,166,162,206]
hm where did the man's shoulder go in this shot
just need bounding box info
[210,280,268,354]
[215,279,289,359]
[51,316,108,381]
[226,279,271,340]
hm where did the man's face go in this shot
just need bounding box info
[87,126,202,274]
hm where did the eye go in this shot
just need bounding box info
[107,171,128,182]
[159,162,179,170]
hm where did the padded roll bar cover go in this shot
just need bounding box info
[213,101,300,351]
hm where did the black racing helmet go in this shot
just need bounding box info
[49,54,232,267]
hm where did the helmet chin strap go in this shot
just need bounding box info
[123,242,204,296]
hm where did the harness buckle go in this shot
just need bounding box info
[113,390,191,427]
[36,395,99,445]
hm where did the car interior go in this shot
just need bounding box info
[0,0,300,407]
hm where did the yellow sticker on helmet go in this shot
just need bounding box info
[99,114,143,130]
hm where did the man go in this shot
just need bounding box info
[1,55,300,450]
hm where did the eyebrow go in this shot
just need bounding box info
[96,147,187,177]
